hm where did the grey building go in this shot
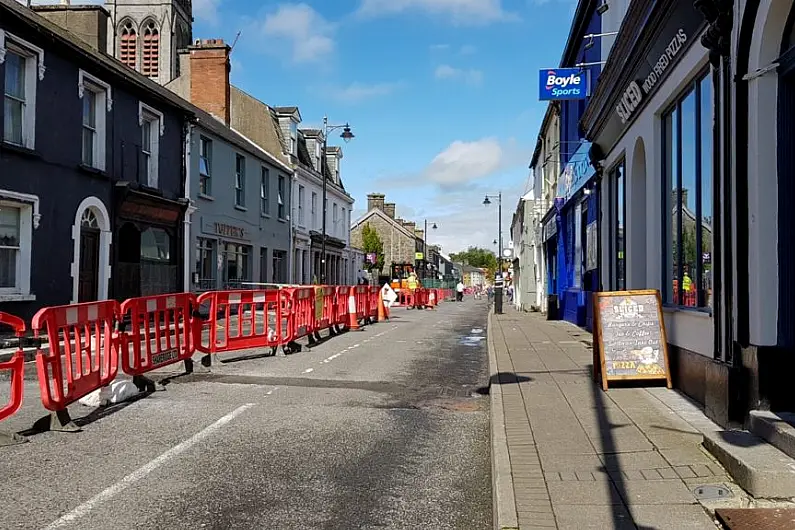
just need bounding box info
[188,108,294,291]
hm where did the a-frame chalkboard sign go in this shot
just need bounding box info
[592,290,672,391]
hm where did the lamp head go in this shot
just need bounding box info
[340,125,354,143]
[483,196,491,206]
[432,223,438,230]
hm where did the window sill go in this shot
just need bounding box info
[261,213,271,219]
[662,305,713,318]
[278,217,287,223]
[235,205,247,212]
[0,293,37,302]
[0,142,39,158]
[198,193,214,201]
[78,164,108,178]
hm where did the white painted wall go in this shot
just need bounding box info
[597,31,714,357]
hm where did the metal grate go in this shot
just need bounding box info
[716,508,795,530]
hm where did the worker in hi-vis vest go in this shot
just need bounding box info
[407,272,418,291]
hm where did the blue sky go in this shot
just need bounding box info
[33,0,579,253]
[195,0,579,253]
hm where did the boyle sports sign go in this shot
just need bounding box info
[539,68,589,101]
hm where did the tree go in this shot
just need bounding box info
[450,246,498,278]
[361,223,385,272]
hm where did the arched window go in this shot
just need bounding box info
[119,20,137,70]
[81,209,99,229]
[142,20,160,78]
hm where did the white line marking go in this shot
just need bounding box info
[351,344,360,349]
[303,368,314,373]
[42,403,255,530]
[265,387,278,395]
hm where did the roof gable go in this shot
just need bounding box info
[351,209,417,239]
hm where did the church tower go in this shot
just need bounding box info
[104,0,193,85]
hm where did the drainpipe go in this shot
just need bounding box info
[182,121,196,292]
[288,170,297,284]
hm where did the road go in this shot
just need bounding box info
[0,297,492,530]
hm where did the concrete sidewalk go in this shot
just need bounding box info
[488,307,743,530]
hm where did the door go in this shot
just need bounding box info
[78,228,100,302]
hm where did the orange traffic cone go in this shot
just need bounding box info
[348,293,361,330]
[378,295,389,322]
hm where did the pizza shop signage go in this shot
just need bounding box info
[615,28,688,125]
[597,0,706,151]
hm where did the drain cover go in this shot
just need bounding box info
[716,508,795,529]
[692,484,733,500]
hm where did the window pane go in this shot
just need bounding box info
[83,91,96,128]
[665,107,679,304]
[680,92,697,307]
[700,75,713,308]
[3,97,23,145]
[142,121,151,152]
[0,208,20,247]
[4,52,25,100]
[82,127,94,166]
[616,163,625,291]
[0,248,17,288]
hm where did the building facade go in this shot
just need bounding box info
[0,0,191,320]
[350,194,420,278]
[272,109,354,286]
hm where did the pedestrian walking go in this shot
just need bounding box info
[456,281,465,302]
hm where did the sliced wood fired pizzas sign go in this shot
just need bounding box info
[592,290,672,391]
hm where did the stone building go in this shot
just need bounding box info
[350,194,421,275]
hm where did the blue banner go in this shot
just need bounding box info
[539,68,588,101]
[557,141,595,201]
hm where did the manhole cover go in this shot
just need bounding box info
[692,484,733,500]
[716,508,795,530]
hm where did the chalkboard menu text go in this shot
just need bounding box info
[592,290,672,391]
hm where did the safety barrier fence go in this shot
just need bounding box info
[0,284,447,433]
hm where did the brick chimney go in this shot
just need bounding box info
[367,193,385,212]
[188,39,231,125]
[402,221,416,233]
[383,203,396,219]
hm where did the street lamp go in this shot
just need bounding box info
[320,116,354,284]
[484,192,503,313]
[423,220,438,280]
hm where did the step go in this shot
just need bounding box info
[703,430,795,498]
[750,410,795,460]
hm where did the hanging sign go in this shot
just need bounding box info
[539,68,589,100]
[592,290,672,391]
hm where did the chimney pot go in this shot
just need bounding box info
[189,38,231,125]
[367,193,386,212]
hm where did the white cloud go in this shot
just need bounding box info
[356,0,519,25]
[434,64,483,85]
[326,81,404,103]
[430,43,451,51]
[259,3,335,64]
[193,0,222,22]
[459,44,477,55]
[424,138,504,186]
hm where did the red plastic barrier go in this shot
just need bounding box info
[286,287,315,341]
[367,286,380,319]
[354,285,368,320]
[120,293,195,375]
[194,290,282,354]
[0,312,26,423]
[334,286,351,327]
[33,301,120,411]
[313,286,336,332]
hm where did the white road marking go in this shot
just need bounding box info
[303,368,314,373]
[265,387,278,395]
[42,403,255,530]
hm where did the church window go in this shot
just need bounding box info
[119,20,137,70]
[142,21,159,78]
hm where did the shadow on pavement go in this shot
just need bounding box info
[475,372,532,395]
[588,363,657,530]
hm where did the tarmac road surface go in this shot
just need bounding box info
[0,297,492,530]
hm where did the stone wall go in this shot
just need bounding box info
[351,214,416,271]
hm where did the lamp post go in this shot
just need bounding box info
[484,192,503,313]
[320,116,354,284]
[424,220,438,280]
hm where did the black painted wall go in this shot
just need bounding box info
[0,15,187,322]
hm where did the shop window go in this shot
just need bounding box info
[195,238,215,291]
[235,154,246,208]
[609,160,626,290]
[223,242,250,289]
[311,192,317,229]
[140,228,170,262]
[0,206,20,289]
[272,250,286,283]
[199,136,212,196]
[662,72,712,309]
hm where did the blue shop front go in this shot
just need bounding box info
[552,141,599,331]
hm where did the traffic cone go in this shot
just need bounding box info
[378,295,389,322]
[348,293,361,330]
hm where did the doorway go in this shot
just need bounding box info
[78,227,100,302]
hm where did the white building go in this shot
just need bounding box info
[273,108,355,285]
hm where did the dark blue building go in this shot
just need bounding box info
[0,0,193,321]
[542,0,604,331]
